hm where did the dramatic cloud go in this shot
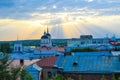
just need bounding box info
[86,0,94,2]
[0,0,120,40]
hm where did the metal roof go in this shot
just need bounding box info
[56,55,120,74]
[72,52,112,56]
[9,52,40,60]
[34,50,58,55]
[26,64,42,80]
[27,64,42,71]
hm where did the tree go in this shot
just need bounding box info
[79,75,82,80]
[111,74,116,80]
[20,67,34,80]
[10,67,21,80]
[0,54,11,80]
[52,74,64,80]
[10,67,34,80]
[0,43,11,53]
[70,48,98,52]
[118,77,120,80]
[100,75,106,80]
[0,53,34,80]
[67,77,74,80]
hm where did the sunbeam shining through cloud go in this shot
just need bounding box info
[0,0,120,41]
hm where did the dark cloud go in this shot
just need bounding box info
[0,0,120,19]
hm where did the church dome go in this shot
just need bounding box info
[46,33,51,36]
[41,35,49,39]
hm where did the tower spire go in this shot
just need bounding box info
[47,27,49,33]
[17,34,19,41]
[44,29,46,34]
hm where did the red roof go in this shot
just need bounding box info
[36,56,58,67]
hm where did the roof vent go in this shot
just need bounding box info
[73,61,78,66]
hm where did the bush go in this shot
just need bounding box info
[70,47,98,52]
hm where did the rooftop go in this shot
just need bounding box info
[36,47,65,52]
[56,55,120,73]
[9,52,39,60]
[26,64,42,80]
[72,52,113,56]
[36,56,58,67]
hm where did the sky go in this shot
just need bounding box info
[0,0,120,41]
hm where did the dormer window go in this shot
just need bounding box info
[73,61,78,66]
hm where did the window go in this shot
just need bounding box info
[73,61,78,66]
[81,42,85,45]
[92,40,96,44]
[18,47,21,51]
[76,45,79,47]
[48,72,52,78]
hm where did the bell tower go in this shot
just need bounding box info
[14,35,23,52]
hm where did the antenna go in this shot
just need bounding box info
[44,29,46,34]
[47,26,49,33]
[17,34,19,41]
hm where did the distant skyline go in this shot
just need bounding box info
[0,0,120,41]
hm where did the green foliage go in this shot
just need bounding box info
[25,74,34,80]
[10,67,21,80]
[118,77,120,80]
[79,75,82,80]
[112,74,116,80]
[0,43,11,53]
[67,77,74,80]
[52,74,64,80]
[70,47,98,52]
[0,53,34,80]
[101,75,106,80]
[11,67,34,80]
[0,54,11,79]
[44,77,48,80]
[64,52,71,55]
[20,68,34,80]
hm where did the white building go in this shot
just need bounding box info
[14,40,23,52]
[67,35,114,51]
[40,28,52,47]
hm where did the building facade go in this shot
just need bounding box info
[40,28,52,47]
[14,40,23,52]
[67,35,114,51]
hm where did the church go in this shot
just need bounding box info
[40,28,52,47]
